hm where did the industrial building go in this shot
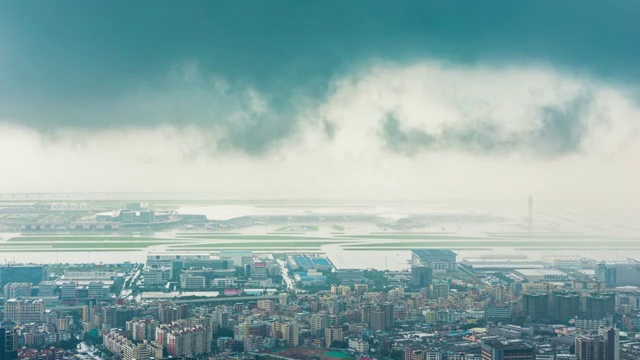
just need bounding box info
[0,265,48,288]
[512,269,569,283]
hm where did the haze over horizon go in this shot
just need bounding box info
[1,1,639,207]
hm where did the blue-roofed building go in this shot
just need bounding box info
[289,255,333,271]
[411,249,457,272]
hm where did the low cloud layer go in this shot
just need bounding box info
[2,62,638,162]
[1,62,638,206]
[380,93,597,157]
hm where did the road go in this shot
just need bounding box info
[172,294,283,304]
[278,259,295,290]
[79,342,104,360]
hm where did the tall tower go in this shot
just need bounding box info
[528,196,533,230]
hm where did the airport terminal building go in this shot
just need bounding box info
[411,249,457,272]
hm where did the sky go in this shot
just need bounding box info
[0,1,639,205]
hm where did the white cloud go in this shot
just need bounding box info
[0,61,639,206]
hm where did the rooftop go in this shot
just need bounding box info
[412,249,456,257]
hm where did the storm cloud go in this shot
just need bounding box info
[0,1,639,162]
[380,93,598,157]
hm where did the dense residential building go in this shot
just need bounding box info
[0,250,630,360]
[166,326,210,357]
[158,302,189,324]
[324,326,343,348]
[584,293,616,320]
[551,292,581,323]
[3,299,46,323]
[521,293,548,322]
[126,318,158,342]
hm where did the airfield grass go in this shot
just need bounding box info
[343,240,640,249]
[336,234,499,240]
[169,241,344,249]
[7,236,183,242]
[177,234,333,241]
[0,241,171,249]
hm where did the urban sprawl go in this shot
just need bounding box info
[0,249,638,360]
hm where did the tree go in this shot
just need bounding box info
[331,340,348,349]
[390,349,404,360]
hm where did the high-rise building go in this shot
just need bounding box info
[310,313,328,336]
[486,285,509,303]
[431,283,450,300]
[158,302,189,324]
[0,328,5,360]
[552,292,581,323]
[383,302,394,330]
[354,283,368,294]
[370,308,386,331]
[324,326,343,348]
[410,266,433,289]
[522,293,548,322]
[585,293,616,320]
[480,339,534,360]
[257,300,276,315]
[4,328,18,360]
[102,306,136,328]
[361,305,372,324]
[600,327,619,360]
[282,323,300,347]
[575,335,607,360]
[126,318,158,341]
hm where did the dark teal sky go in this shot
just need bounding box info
[1,1,639,153]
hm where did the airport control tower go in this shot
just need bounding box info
[528,196,534,230]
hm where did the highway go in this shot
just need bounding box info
[172,294,283,304]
